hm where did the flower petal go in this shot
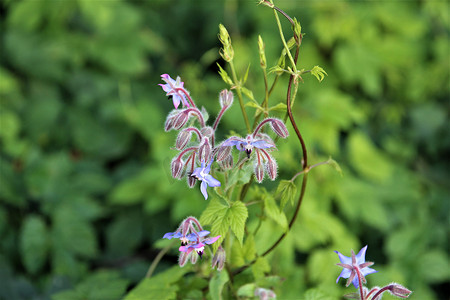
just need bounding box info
[204,174,221,187]
[204,235,221,244]
[251,140,274,149]
[356,245,368,264]
[334,250,352,265]
[200,180,209,200]
[222,138,243,147]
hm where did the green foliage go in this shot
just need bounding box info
[1,0,448,299]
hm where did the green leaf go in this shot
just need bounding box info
[217,63,233,85]
[237,283,256,298]
[52,270,129,300]
[276,180,297,210]
[310,65,328,82]
[251,257,270,280]
[209,270,229,300]
[20,215,49,274]
[124,266,188,300]
[326,157,343,177]
[242,235,256,261]
[226,162,253,191]
[241,87,255,101]
[268,102,287,112]
[264,193,288,231]
[242,63,250,84]
[200,197,229,226]
[228,201,248,246]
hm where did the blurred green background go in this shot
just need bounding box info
[0,0,448,299]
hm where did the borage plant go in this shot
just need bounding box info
[123,1,412,299]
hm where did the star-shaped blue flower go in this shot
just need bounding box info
[190,160,221,200]
[159,74,189,109]
[335,245,377,289]
[222,134,274,158]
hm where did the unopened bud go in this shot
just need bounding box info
[201,126,214,138]
[218,154,233,170]
[178,251,188,267]
[173,110,189,130]
[219,89,234,107]
[271,119,289,138]
[171,158,184,179]
[176,130,192,150]
[265,154,278,180]
[216,145,232,162]
[190,251,199,264]
[258,35,267,69]
[211,246,226,271]
[164,110,179,132]
[198,137,212,163]
[388,283,412,298]
[255,162,264,183]
[254,288,276,300]
[218,24,234,62]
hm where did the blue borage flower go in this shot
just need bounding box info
[163,229,210,246]
[335,245,377,289]
[179,235,221,258]
[159,74,190,109]
[222,134,275,158]
[190,160,221,200]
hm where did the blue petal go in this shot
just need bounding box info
[197,230,210,237]
[205,160,213,174]
[334,250,351,265]
[251,140,274,149]
[361,267,377,277]
[204,174,221,187]
[163,232,182,239]
[200,181,208,200]
[356,245,368,264]
[222,138,243,147]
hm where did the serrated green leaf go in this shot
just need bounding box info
[241,87,255,101]
[310,65,328,82]
[20,215,49,274]
[264,193,288,231]
[276,180,297,210]
[237,283,256,297]
[243,235,256,261]
[268,102,287,112]
[209,270,229,300]
[199,197,229,226]
[228,201,248,245]
[217,63,233,85]
[251,257,270,280]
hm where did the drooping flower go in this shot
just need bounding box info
[211,246,226,271]
[335,245,377,289]
[190,160,221,200]
[159,74,189,109]
[179,235,221,258]
[222,134,275,158]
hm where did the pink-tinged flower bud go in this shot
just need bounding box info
[254,288,276,300]
[218,154,233,170]
[190,251,199,264]
[388,283,412,298]
[201,126,214,138]
[216,145,232,162]
[198,137,212,163]
[211,246,226,271]
[173,110,189,130]
[176,130,192,150]
[219,89,234,107]
[255,162,265,183]
[270,118,289,138]
[187,172,197,188]
[265,154,278,180]
[178,251,188,267]
[171,158,184,179]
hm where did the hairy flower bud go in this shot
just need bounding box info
[387,283,412,298]
[173,110,189,130]
[211,246,226,271]
[198,137,212,163]
[201,126,214,138]
[254,288,276,300]
[218,154,233,170]
[216,144,232,162]
[164,110,179,132]
[219,89,234,108]
[258,35,267,69]
[190,251,199,264]
[265,153,278,180]
[171,157,185,179]
[270,119,289,138]
[178,251,188,267]
[176,130,192,150]
[255,162,265,183]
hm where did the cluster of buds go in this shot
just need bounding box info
[335,246,412,299]
[159,74,289,199]
[163,217,221,267]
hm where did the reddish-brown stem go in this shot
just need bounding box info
[355,267,366,300]
[175,88,196,108]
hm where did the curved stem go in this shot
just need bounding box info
[175,88,196,108]
[146,241,175,278]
